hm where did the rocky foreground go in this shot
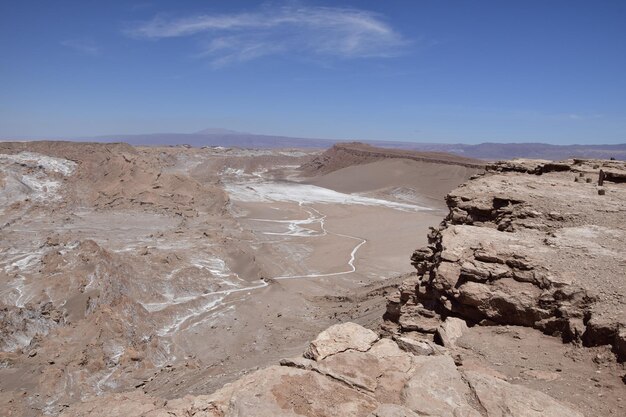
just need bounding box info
[54,157,625,416]
[59,322,582,417]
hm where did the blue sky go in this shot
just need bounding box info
[1,1,625,144]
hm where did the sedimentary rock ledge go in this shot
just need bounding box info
[386,158,626,360]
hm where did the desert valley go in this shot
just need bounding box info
[0,141,479,412]
[0,140,624,416]
[4,1,626,415]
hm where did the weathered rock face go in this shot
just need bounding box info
[60,323,582,417]
[387,158,626,360]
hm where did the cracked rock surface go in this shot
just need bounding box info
[60,322,582,417]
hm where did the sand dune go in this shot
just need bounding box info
[305,157,483,207]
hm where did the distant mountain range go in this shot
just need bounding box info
[4,129,625,161]
[407,142,626,161]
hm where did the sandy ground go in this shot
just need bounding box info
[456,325,626,416]
[306,158,482,207]
[0,143,471,416]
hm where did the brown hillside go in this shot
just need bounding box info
[299,142,486,176]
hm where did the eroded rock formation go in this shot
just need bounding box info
[386,158,626,361]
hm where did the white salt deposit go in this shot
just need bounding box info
[0,151,77,204]
[225,181,431,211]
[0,152,77,175]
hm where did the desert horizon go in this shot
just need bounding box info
[1,1,625,416]
[2,131,625,161]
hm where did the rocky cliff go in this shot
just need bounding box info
[386,158,626,360]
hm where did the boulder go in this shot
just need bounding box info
[394,335,436,356]
[205,365,378,417]
[401,355,479,417]
[435,317,468,347]
[303,322,379,361]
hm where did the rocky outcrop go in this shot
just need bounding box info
[60,322,582,417]
[386,158,626,361]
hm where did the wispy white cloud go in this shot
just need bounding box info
[60,38,100,56]
[559,113,604,121]
[126,4,408,67]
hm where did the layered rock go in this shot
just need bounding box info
[61,322,581,417]
[386,158,626,360]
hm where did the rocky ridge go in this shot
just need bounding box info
[0,141,228,217]
[299,142,486,176]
